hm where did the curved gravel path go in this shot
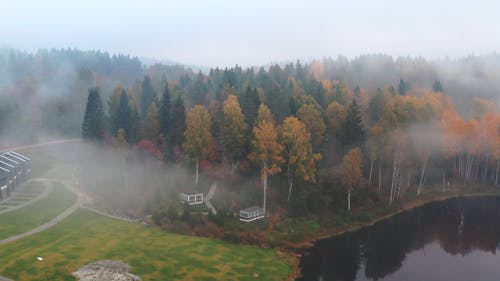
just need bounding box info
[0,197,80,245]
[0,179,53,215]
[0,178,82,245]
[0,139,82,153]
[0,140,83,281]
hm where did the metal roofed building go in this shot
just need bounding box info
[0,151,31,200]
[0,168,9,200]
[3,151,31,180]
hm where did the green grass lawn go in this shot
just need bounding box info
[0,201,21,207]
[0,209,292,281]
[5,197,32,202]
[0,183,76,240]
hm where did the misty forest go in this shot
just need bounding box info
[3,47,500,280]
[2,49,500,223]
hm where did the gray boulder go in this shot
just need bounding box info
[73,260,141,281]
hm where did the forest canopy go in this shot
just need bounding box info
[3,48,500,215]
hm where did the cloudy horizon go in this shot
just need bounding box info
[1,0,499,67]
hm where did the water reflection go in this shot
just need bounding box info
[299,196,500,281]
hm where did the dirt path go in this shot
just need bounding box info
[0,197,81,245]
[0,276,13,281]
[0,139,82,153]
[0,178,83,245]
[0,179,53,215]
[82,206,140,223]
[0,183,82,245]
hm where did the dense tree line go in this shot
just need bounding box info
[5,48,500,216]
[82,57,500,216]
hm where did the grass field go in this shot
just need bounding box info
[0,209,291,281]
[0,182,76,240]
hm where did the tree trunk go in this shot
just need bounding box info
[124,157,128,190]
[378,160,382,193]
[287,152,291,202]
[483,156,489,183]
[287,176,293,202]
[495,160,499,185]
[195,158,199,185]
[417,157,428,196]
[390,150,397,206]
[442,172,446,192]
[147,156,151,187]
[369,153,374,186]
[407,170,411,189]
[347,188,351,212]
[396,169,401,199]
[231,161,237,183]
[263,162,268,215]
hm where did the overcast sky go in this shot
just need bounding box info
[0,0,499,67]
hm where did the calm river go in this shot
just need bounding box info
[299,196,500,281]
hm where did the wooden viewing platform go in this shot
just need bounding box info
[180,193,204,205]
[239,206,264,222]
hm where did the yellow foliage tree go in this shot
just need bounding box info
[297,104,326,149]
[340,147,363,211]
[222,95,247,178]
[326,101,347,138]
[248,121,284,214]
[281,117,321,201]
[255,103,274,126]
[183,105,214,185]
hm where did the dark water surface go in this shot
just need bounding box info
[299,196,500,281]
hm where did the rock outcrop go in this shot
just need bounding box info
[73,260,141,281]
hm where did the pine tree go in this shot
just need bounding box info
[190,72,207,106]
[307,79,326,109]
[129,103,141,144]
[432,80,443,92]
[108,86,124,134]
[159,82,172,138]
[82,87,105,141]
[342,99,366,146]
[241,86,260,130]
[114,90,133,142]
[167,95,186,161]
[141,75,156,118]
[143,102,160,143]
[398,79,407,95]
[368,91,386,121]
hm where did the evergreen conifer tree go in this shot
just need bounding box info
[432,80,443,92]
[114,91,133,142]
[141,76,156,118]
[159,82,172,138]
[398,79,407,95]
[166,95,186,161]
[342,99,366,146]
[82,87,105,141]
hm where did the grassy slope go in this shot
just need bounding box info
[0,183,76,239]
[0,209,291,281]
